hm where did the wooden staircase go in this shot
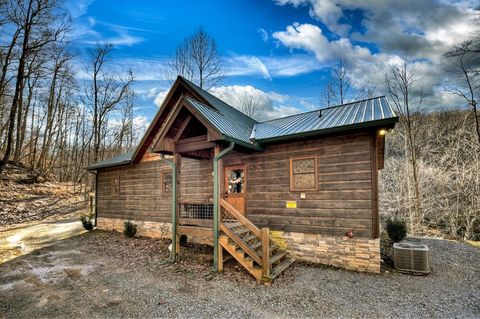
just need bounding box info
[218,199,294,283]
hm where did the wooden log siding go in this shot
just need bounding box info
[223,131,377,238]
[96,154,214,223]
[96,130,379,238]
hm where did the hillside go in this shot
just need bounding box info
[0,163,87,228]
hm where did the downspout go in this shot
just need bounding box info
[160,154,177,262]
[213,142,235,272]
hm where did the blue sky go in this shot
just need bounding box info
[68,0,478,124]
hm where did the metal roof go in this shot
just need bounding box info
[86,151,133,170]
[185,97,255,147]
[251,96,397,142]
[181,77,258,128]
[87,81,397,171]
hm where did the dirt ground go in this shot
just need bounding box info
[0,163,88,227]
[0,231,479,319]
[0,211,86,264]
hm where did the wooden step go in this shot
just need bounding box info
[235,227,250,236]
[251,241,262,250]
[255,244,279,256]
[223,221,242,229]
[270,258,295,280]
[270,250,287,265]
[243,234,259,243]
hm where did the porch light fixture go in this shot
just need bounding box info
[378,129,387,136]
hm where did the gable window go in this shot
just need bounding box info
[162,172,172,193]
[289,156,318,191]
[111,176,120,196]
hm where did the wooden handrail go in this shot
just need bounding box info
[220,199,261,237]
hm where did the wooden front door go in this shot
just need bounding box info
[223,164,246,215]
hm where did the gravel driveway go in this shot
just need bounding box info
[0,231,478,319]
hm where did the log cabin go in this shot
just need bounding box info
[87,76,398,282]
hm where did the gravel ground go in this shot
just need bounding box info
[0,231,478,319]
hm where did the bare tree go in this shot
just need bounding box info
[0,0,70,174]
[322,56,371,107]
[385,59,424,235]
[168,27,222,89]
[322,57,352,106]
[445,39,480,143]
[237,89,264,120]
[83,43,134,163]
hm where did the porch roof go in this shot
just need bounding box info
[86,152,133,170]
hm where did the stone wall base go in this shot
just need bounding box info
[270,231,381,273]
[96,217,212,245]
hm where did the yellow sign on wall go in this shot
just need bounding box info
[286,201,297,209]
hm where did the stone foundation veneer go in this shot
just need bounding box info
[95,217,212,245]
[96,217,172,239]
[270,231,381,273]
[96,217,380,273]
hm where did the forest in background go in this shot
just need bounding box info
[0,0,478,240]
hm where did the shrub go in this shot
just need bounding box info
[124,221,137,238]
[385,217,408,242]
[81,214,94,231]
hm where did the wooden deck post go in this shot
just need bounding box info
[174,153,181,259]
[261,227,270,278]
[218,242,223,273]
[213,142,234,272]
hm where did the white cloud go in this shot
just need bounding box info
[271,0,480,108]
[209,85,301,120]
[223,53,323,79]
[257,28,269,42]
[154,84,303,120]
[154,89,169,107]
[65,0,95,18]
[79,31,144,47]
[224,55,272,80]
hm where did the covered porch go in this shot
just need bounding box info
[151,96,293,282]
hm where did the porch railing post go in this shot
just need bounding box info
[261,227,270,278]
[213,142,234,272]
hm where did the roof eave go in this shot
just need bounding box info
[257,117,399,144]
[221,135,264,151]
[85,160,132,171]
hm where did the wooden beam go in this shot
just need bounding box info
[151,99,184,153]
[178,225,213,238]
[175,135,215,153]
[174,114,192,141]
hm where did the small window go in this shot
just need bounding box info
[227,168,245,194]
[162,172,172,193]
[290,156,318,191]
[111,176,120,196]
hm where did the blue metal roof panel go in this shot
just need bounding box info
[86,151,133,170]
[252,96,397,141]
[185,97,254,145]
